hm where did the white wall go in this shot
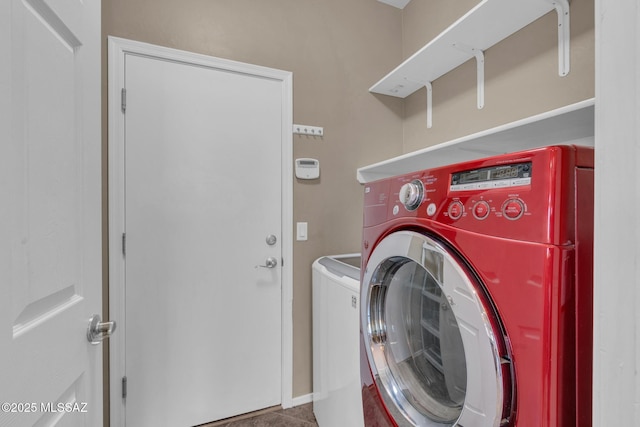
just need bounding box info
[593,0,640,425]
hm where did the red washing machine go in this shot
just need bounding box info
[360,145,593,427]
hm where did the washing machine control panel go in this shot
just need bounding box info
[388,161,533,223]
[442,196,529,222]
[388,175,532,224]
[443,162,531,223]
[450,162,532,192]
[363,145,594,244]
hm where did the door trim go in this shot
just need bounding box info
[107,36,294,425]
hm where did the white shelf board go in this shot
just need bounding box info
[357,99,595,184]
[370,0,557,98]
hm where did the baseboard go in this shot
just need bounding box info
[291,393,313,407]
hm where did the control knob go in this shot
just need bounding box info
[473,201,490,220]
[447,201,464,220]
[398,180,424,211]
[502,198,525,220]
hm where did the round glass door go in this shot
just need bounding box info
[362,231,512,427]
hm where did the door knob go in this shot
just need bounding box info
[255,257,278,269]
[87,314,116,345]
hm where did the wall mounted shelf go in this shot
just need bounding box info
[356,98,594,184]
[369,0,570,127]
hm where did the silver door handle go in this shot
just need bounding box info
[255,257,278,269]
[87,314,116,345]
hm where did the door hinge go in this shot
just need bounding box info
[121,88,127,113]
[122,376,127,399]
[122,232,126,256]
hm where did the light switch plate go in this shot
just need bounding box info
[297,222,308,241]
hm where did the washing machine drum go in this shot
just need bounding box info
[362,230,513,427]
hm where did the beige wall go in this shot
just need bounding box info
[102,0,403,402]
[401,0,595,153]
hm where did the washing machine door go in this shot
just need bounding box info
[362,230,512,427]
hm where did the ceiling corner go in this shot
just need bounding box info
[377,0,411,9]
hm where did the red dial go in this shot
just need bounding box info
[473,201,490,220]
[502,198,525,220]
[448,201,464,220]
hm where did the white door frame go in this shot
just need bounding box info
[593,0,640,425]
[107,36,294,425]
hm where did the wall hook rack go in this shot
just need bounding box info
[293,124,324,137]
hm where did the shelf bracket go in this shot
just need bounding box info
[452,43,485,110]
[425,82,433,129]
[547,0,570,76]
[402,77,434,128]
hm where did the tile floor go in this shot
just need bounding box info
[199,403,318,427]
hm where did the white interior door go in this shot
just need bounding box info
[0,0,102,426]
[110,41,291,427]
